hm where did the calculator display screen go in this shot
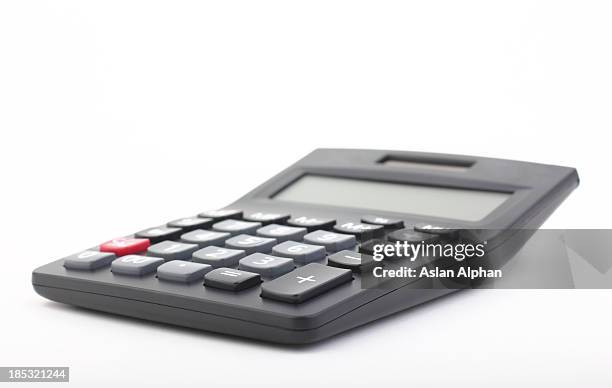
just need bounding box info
[273,175,511,221]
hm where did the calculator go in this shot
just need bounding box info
[32,149,579,344]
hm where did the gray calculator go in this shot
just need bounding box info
[32,149,578,344]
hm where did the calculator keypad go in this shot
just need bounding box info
[64,209,450,303]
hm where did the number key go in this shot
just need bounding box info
[303,230,356,252]
[192,246,246,267]
[225,234,277,254]
[238,253,295,278]
[256,224,307,242]
[271,241,326,264]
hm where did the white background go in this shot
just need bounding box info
[1,1,611,387]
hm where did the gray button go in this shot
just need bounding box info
[271,241,326,264]
[243,212,290,225]
[225,234,276,254]
[256,224,307,242]
[111,255,164,276]
[63,250,116,270]
[198,209,243,221]
[212,220,261,235]
[135,226,182,243]
[303,230,356,252]
[261,263,352,303]
[156,261,213,283]
[238,253,295,278]
[204,268,261,291]
[147,241,199,261]
[192,246,246,267]
[167,216,214,230]
[180,229,230,247]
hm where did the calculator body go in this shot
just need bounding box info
[32,149,579,344]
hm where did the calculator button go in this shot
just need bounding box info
[135,226,182,243]
[167,217,214,231]
[387,228,440,243]
[287,216,336,231]
[271,241,326,264]
[303,230,357,252]
[261,263,352,304]
[198,209,243,221]
[212,220,261,235]
[361,215,404,229]
[111,255,164,276]
[327,250,375,272]
[333,222,384,241]
[192,246,246,267]
[100,237,151,256]
[147,241,199,261]
[156,261,213,283]
[180,230,230,247]
[243,212,290,225]
[256,224,307,242]
[238,253,295,278]
[204,268,261,291]
[225,234,276,254]
[63,250,116,270]
[413,223,460,237]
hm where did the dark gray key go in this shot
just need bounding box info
[238,253,295,278]
[180,229,230,247]
[225,234,276,254]
[256,224,307,242]
[413,223,460,237]
[287,216,336,231]
[192,246,246,267]
[243,212,290,225]
[111,255,164,276]
[387,228,440,243]
[261,263,352,303]
[167,216,214,231]
[198,209,243,221]
[147,241,199,261]
[333,222,384,241]
[361,215,404,229]
[204,268,261,291]
[156,261,212,283]
[212,220,261,235]
[327,250,375,272]
[271,241,326,264]
[63,250,116,270]
[135,226,182,243]
[303,230,356,252]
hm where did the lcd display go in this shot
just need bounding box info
[273,175,511,221]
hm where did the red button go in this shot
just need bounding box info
[100,237,150,256]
